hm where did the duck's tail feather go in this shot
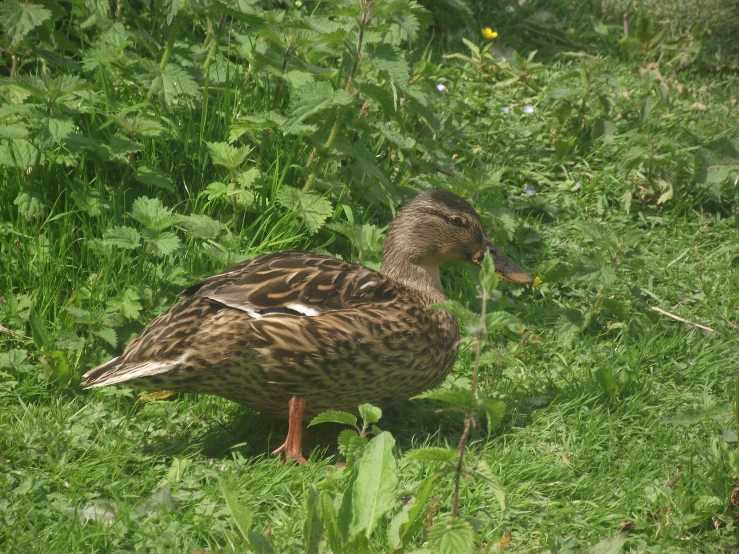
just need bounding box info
[82,357,180,388]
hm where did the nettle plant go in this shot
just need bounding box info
[0,0,457,232]
[0,0,475,375]
[220,257,514,554]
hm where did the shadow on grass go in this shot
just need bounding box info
[140,395,475,462]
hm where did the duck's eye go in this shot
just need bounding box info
[449,216,464,228]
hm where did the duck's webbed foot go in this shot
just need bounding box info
[271,396,308,464]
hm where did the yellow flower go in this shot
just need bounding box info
[481,28,498,40]
[532,276,542,287]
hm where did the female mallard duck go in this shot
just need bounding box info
[83,190,532,462]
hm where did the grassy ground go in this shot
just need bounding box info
[2,0,739,552]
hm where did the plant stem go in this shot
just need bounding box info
[202,18,218,75]
[452,286,488,518]
[146,0,188,102]
[302,1,371,192]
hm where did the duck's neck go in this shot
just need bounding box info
[380,255,447,306]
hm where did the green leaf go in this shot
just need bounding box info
[428,518,475,554]
[485,311,516,333]
[557,309,585,347]
[0,123,28,139]
[204,180,255,209]
[358,82,396,114]
[55,332,86,352]
[472,460,508,516]
[321,492,344,554]
[248,532,275,554]
[116,115,165,138]
[219,477,253,544]
[478,398,505,431]
[229,112,288,140]
[29,311,49,349]
[106,287,142,320]
[237,167,261,188]
[309,410,358,427]
[349,432,398,538]
[208,0,265,26]
[179,214,223,240]
[129,196,179,232]
[142,230,181,257]
[135,166,175,192]
[0,138,37,168]
[164,457,192,484]
[695,135,739,196]
[150,63,200,107]
[93,327,117,348]
[304,485,322,554]
[337,429,367,465]
[277,187,333,234]
[162,0,183,24]
[207,141,251,170]
[403,447,458,463]
[102,226,141,249]
[480,254,499,294]
[595,366,617,399]
[285,70,314,88]
[70,181,108,217]
[42,350,71,384]
[40,116,75,147]
[351,142,399,208]
[387,505,410,551]
[0,1,52,47]
[13,189,46,220]
[285,82,352,133]
[358,404,382,426]
[372,121,415,149]
[367,44,410,89]
[416,387,478,411]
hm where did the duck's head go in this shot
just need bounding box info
[381,190,532,297]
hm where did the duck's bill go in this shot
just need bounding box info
[471,240,533,285]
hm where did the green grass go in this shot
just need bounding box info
[3,0,739,552]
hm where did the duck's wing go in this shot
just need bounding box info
[181,250,401,318]
[81,251,410,388]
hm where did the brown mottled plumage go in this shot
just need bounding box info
[82,190,532,461]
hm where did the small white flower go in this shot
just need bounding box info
[436,83,448,93]
[574,181,582,190]
[501,106,510,114]
[506,5,515,12]
[523,105,534,114]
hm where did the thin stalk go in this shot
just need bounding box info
[146,0,189,102]
[257,48,293,167]
[451,286,488,518]
[202,18,218,74]
[271,48,292,111]
[303,1,371,192]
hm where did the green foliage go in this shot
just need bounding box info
[219,477,275,553]
[2,0,739,551]
[428,518,475,554]
[309,410,358,428]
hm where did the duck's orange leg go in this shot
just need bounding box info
[271,396,308,464]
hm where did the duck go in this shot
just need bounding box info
[82,190,532,462]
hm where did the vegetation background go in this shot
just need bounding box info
[2,0,739,551]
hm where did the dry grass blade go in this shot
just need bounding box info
[651,307,719,334]
[0,325,30,340]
